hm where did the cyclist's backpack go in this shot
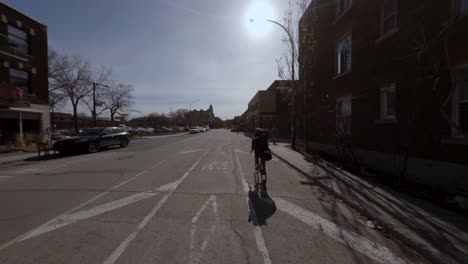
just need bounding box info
[263,148,272,161]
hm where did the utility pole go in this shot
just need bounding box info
[267,19,297,149]
[92,82,110,127]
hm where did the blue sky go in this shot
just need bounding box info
[4,0,291,119]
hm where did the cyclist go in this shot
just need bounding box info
[251,128,270,186]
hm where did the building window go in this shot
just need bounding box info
[381,84,396,120]
[7,25,29,55]
[336,96,352,136]
[459,0,468,15]
[381,0,397,34]
[337,0,352,17]
[9,68,30,93]
[336,34,352,75]
[453,68,468,136]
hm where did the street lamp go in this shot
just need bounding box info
[92,82,110,127]
[189,100,200,128]
[267,19,297,149]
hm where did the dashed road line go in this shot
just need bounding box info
[179,149,208,154]
[234,149,272,264]
[103,151,209,264]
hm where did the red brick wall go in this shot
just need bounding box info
[0,3,48,105]
[300,0,468,165]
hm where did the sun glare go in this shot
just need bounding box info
[245,1,275,38]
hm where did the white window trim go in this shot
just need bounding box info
[335,34,352,76]
[381,83,396,120]
[451,64,468,138]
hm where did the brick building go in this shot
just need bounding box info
[0,3,49,146]
[246,80,293,138]
[299,0,468,193]
[51,112,115,131]
[188,104,214,127]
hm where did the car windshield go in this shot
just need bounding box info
[79,128,104,136]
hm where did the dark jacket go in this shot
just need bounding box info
[251,133,269,156]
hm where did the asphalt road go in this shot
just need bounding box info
[0,130,427,264]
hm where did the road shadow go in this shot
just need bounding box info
[23,146,118,162]
[297,151,468,263]
[248,185,277,226]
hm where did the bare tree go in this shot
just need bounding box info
[48,50,93,134]
[106,83,135,124]
[275,0,312,150]
[82,66,112,121]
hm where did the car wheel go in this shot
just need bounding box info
[88,142,100,153]
[120,138,129,148]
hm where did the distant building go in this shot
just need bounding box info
[0,3,49,146]
[246,80,293,138]
[51,112,115,130]
[189,104,214,126]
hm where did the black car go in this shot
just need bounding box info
[54,127,131,154]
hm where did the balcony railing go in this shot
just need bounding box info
[0,34,32,61]
[0,83,26,101]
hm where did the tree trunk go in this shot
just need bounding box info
[72,103,79,135]
[110,111,115,125]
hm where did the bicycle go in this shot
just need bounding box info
[253,153,267,196]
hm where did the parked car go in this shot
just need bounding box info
[50,133,70,141]
[56,129,75,136]
[161,127,174,132]
[189,127,200,134]
[54,127,131,154]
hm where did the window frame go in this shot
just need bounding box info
[336,0,353,18]
[7,25,29,55]
[335,34,352,76]
[452,65,468,138]
[457,0,468,16]
[336,96,352,136]
[9,68,31,94]
[380,83,397,120]
[381,0,398,35]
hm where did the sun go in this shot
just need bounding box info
[245,1,275,38]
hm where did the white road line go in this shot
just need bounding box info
[274,198,408,264]
[0,160,166,252]
[189,195,219,264]
[103,193,170,264]
[179,149,208,154]
[236,149,252,155]
[19,191,159,242]
[234,149,272,264]
[103,151,209,264]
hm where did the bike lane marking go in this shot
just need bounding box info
[189,195,219,264]
[0,160,166,252]
[274,198,408,264]
[234,149,272,264]
[103,151,209,264]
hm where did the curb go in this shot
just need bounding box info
[271,150,451,264]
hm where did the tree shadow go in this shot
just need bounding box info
[302,154,468,263]
[248,185,277,226]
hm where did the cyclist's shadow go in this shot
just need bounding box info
[247,185,277,226]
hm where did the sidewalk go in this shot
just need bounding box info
[0,152,37,165]
[270,143,468,264]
